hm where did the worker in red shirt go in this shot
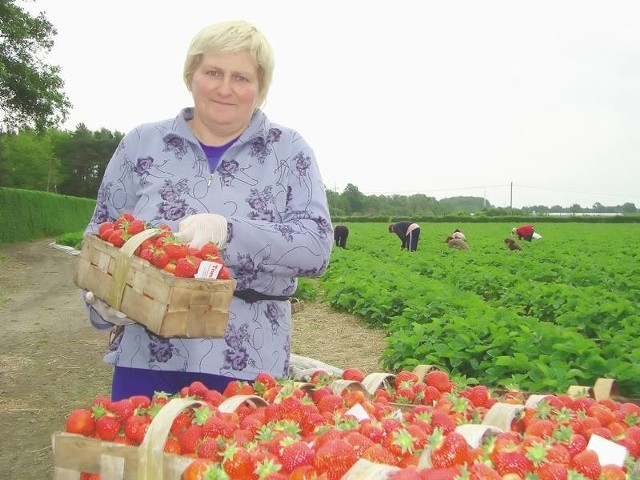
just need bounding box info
[512,224,537,242]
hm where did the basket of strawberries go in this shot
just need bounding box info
[73,213,236,338]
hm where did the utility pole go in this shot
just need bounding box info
[510,182,513,209]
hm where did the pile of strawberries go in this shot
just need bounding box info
[63,367,640,480]
[96,213,231,279]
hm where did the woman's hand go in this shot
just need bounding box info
[175,213,228,249]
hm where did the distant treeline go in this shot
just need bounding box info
[1,127,637,216]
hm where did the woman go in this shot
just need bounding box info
[83,20,333,399]
[388,221,420,251]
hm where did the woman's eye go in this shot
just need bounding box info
[233,75,248,82]
[207,70,221,77]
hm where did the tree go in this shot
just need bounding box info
[0,0,71,132]
[0,129,58,190]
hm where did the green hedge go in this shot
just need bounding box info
[0,187,95,244]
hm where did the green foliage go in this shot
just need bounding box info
[294,278,321,302]
[0,187,94,243]
[0,0,71,132]
[319,222,640,397]
[55,231,84,250]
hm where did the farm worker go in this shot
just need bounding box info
[389,221,421,251]
[446,236,469,250]
[333,224,349,248]
[511,224,540,242]
[81,20,333,401]
[451,228,466,241]
[504,238,523,250]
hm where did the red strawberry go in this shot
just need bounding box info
[109,398,134,420]
[177,424,203,454]
[187,380,209,398]
[425,370,453,393]
[279,440,314,473]
[217,266,232,279]
[95,414,121,441]
[362,443,397,466]
[197,438,221,461]
[126,219,146,235]
[223,444,255,479]
[175,257,198,278]
[151,248,170,269]
[394,370,419,390]
[66,409,95,436]
[161,237,189,260]
[342,367,365,382]
[107,229,128,247]
[254,372,277,395]
[124,414,150,445]
[429,430,469,469]
[98,221,115,236]
[492,446,533,477]
[182,459,214,480]
[536,462,568,480]
[198,242,220,258]
[313,438,358,480]
[569,449,601,479]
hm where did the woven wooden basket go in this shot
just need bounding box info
[73,232,236,338]
[52,396,267,479]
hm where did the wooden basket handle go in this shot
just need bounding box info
[137,397,206,479]
[108,228,161,308]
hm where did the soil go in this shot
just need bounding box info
[0,239,386,480]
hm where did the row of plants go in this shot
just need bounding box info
[319,223,640,397]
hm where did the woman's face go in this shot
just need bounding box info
[190,51,260,138]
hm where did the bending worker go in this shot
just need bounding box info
[389,221,421,251]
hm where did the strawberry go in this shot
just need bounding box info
[425,370,453,393]
[599,464,627,480]
[361,443,397,466]
[107,229,128,247]
[492,446,533,477]
[151,248,170,268]
[177,424,203,454]
[174,257,198,278]
[468,462,501,479]
[126,219,145,235]
[109,398,134,420]
[124,414,150,445]
[182,459,214,480]
[342,367,365,382]
[429,430,469,469]
[525,418,557,439]
[163,436,182,454]
[217,266,232,279]
[223,444,255,479]
[198,242,220,258]
[161,237,189,260]
[279,440,314,473]
[94,414,121,441]
[197,438,221,461]
[187,380,209,398]
[536,462,567,480]
[312,438,358,480]
[253,372,277,395]
[66,409,95,436]
[569,449,601,479]
[98,221,114,236]
[394,370,419,390]
[113,212,135,229]
[128,395,151,410]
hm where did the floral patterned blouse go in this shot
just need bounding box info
[85,107,333,381]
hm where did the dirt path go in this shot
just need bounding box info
[0,239,386,479]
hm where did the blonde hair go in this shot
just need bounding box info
[183,20,274,109]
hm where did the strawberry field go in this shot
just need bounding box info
[320,222,640,398]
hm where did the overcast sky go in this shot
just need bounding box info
[27,0,640,208]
